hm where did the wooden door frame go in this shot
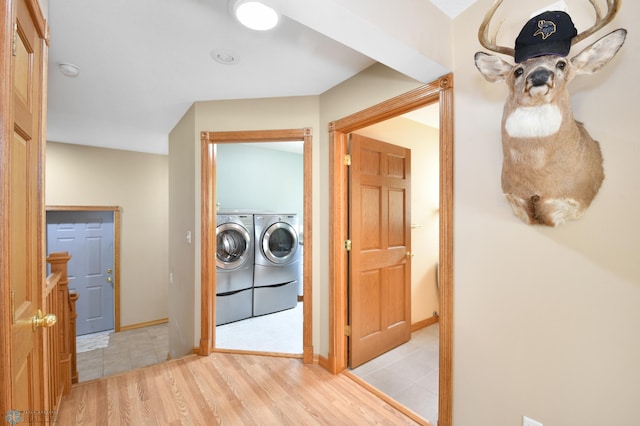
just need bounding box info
[200,128,314,363]
[328,74,454,425]
[45,206,123,331]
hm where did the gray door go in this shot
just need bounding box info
[47,210,115,335]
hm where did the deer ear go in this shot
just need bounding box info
[474,52,513,83]
[571,28,627,75]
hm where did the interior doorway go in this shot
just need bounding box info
[46,206,122,332]
[329,75,454,425]
[214,141,304,353]
[347,112,441,423]
[200,128,314,363]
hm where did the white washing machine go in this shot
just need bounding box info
[215,213,254,325]
[253,213,301,316]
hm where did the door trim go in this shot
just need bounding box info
[200,128,313,363]
[328,74,454,425]
[46,205,123,331]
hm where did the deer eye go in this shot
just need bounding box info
[514,68,524,78]
[556,61,567,71]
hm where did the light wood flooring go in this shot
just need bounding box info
[57,352,421,425]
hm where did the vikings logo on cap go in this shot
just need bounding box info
[533,19,557,40]
[514,10,577,63]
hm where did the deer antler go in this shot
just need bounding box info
[479,0,621,56]
[478,0,515,57]
[572,0,622,45]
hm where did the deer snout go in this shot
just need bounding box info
[529,69,553,87]
[526,68,554,98]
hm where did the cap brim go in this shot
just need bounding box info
[514,41,571,63]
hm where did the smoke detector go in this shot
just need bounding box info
[58,63,80,78]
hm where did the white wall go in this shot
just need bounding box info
[452,1,640,424]
[46,142,169,328]
[216,143,304,219]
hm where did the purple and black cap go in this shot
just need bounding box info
[514,10,577,63]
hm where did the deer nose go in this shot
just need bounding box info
[529,69,553,87]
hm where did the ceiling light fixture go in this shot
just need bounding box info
[232,0,279,31]
[58,62,80,77]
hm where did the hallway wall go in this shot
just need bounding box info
[46,142,169,328]
[451,1,640,424]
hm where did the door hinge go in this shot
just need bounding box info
[344,154,351,166]
[344,239,352,251]
[344,325,351,336]
[12,23,17,57]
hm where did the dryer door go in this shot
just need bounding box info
[216,222,251,270]
[261,221,299,265]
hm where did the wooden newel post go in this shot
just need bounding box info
[46,252,75,394]
[69,292,79,384]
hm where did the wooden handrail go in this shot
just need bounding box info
[45,252,76,413]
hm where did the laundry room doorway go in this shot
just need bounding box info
[200,128,313,363]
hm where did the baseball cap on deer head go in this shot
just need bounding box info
[514,10,577,63]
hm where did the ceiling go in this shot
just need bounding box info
[46,0,476,155]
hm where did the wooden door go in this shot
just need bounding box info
[348,134,411,368]
[1,0,48,421]
[47,211,115,335]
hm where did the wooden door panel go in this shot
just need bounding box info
[360,186,381,249]
[14,24,32,108]
[386,264,408,325]
[349,134,411,368]
[6,0,47,418]
[388,188,406,247]
[357,270,382,337]
[387,154,407,178]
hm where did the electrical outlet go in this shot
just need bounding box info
[523,416,543,426]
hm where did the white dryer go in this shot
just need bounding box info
[253,213,301,316]
[215,213,254,325]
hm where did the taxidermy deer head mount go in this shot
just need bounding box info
[474,0,626,226]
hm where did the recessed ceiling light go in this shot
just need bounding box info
[58,63,80,77]
[232,0,279,31]
[211,49,239,65]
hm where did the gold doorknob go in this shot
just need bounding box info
[32,310,57,331]
[107,268,113,274]
[107,277,113,283]
[406,251,413,258]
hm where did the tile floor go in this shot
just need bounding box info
[215,301,303,353]
[350,323,440,425]
[76,323,169,383]
[76,303,303,383]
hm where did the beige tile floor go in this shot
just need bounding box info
[351,323,440,425]
[76,303,303,383]
[76,323,169,383]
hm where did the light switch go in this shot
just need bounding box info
[523,416,543,426]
